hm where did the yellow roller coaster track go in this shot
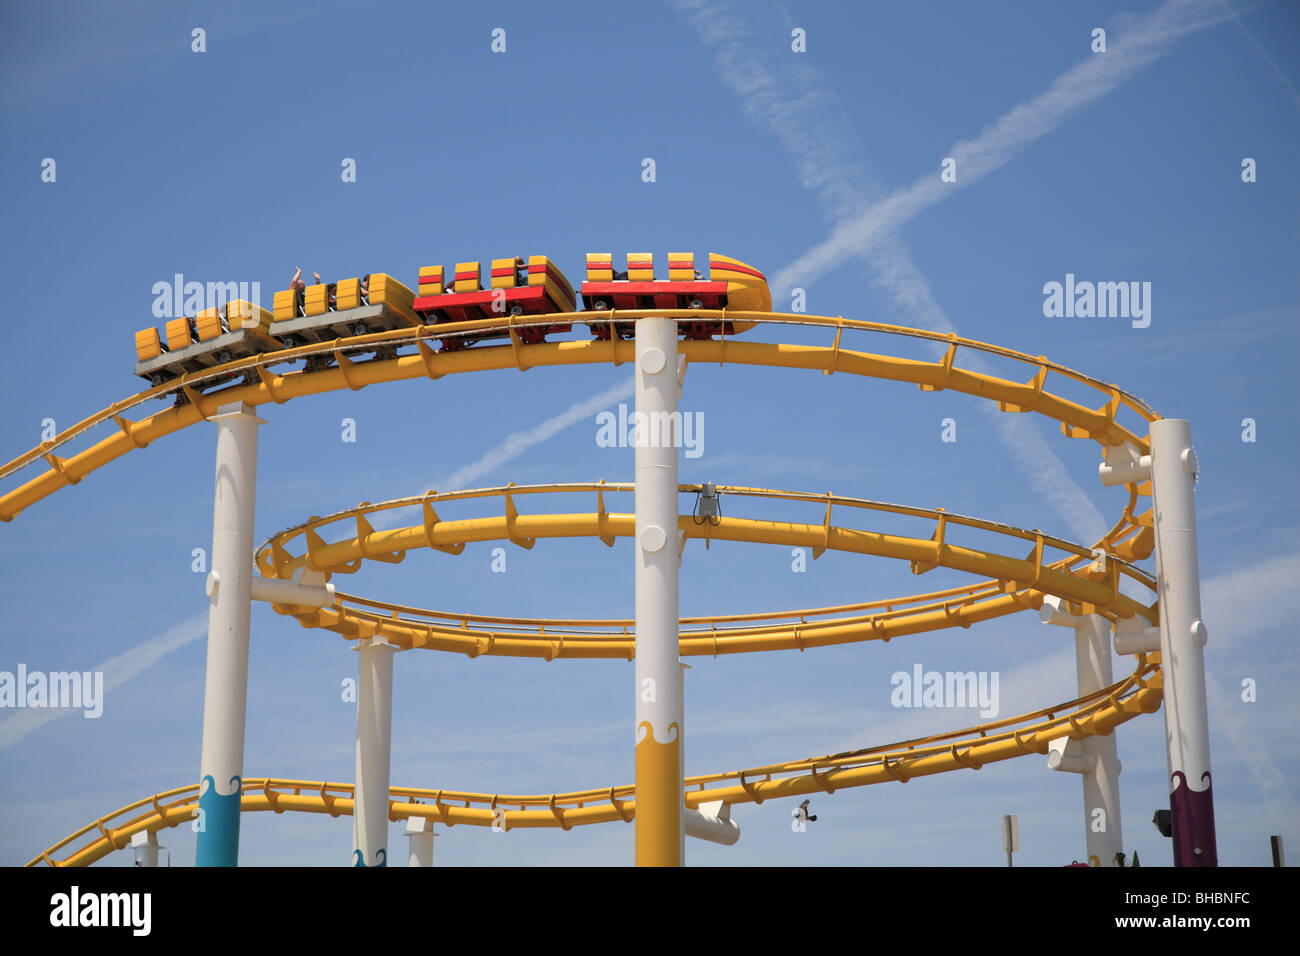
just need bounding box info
[4,309,1165,866]
[28,654,1161,867]
[253,482,1157,658]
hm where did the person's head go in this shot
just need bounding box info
[292,278,305,292]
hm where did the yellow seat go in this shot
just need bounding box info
[586,253,613,282]
[227,300,273,333]
[668,252,695,281]
[527,255,576,311]
[165,318,195,351]
[491,257,524,290]
[304,284,330,317]
[453,262,482,293]
[367,273,418,325]
[627,253,654,281]
[195,308,225,341]
[135,327,164,362]
[273,289,299,321]
[418,266,444,297]
[336,277,363,310]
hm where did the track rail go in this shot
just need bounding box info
[27,653,1161,866]
[6,308,1168,867]
[0,311,1159,534]
[253,482,1157,659]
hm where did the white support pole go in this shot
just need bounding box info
[405,817,435,867]
[352,638,396,867]
[130,830,162,867]
[634,315,683,867]
[249,575,335,608]
[196,401,264,867]
[1149,419,1217,866]
[1039,597,1124,866]
[685,800,740,846]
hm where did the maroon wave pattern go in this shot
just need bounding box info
[1170,770,1218,867]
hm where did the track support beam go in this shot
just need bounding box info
[1150,419,1217,866]
[406,817,435,867]
[353,638,396,866]
[196,401,264,867]
[1041,597,1124,865]
[634,316,684,866]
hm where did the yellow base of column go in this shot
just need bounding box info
[634,723,682,867]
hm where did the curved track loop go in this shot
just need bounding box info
[256,483,1157,659]
[28,654,1161,867]
[5,311,1167,867]
[0,311,1159,549]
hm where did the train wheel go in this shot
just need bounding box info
[281,335,297,349]
[593,299,608,311]
[351,322,367,336]
[689,298,703,309]
[215,350,232,364]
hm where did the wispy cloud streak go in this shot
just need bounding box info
[0,614,207,751]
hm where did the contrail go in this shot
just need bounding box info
[433,378,634,492]
[675,0,1231,541]
[1217,0,1300,111]
[0,613,207,751]
[766,0,1236,293]
[370,377,635,529]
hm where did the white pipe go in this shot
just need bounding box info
[250,576,335,607]
[1113,616,1162,655]
[130,830,161,867]
[196,401,264,867]
[1098,443,1151,487]
[352,639,396,867]
[685,801,739,846]
[1150,419,1217,866]
[405,817,435,867]
[634,315,683,867]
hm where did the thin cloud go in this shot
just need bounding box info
[0,614,207,751]
[370,378,634,530]
[676,0,1162,542]
[769,0,1237,293]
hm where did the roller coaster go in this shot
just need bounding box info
[2,252,1217,867]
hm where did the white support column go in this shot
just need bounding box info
[196,401,264,867]
[130,830,162,867]
[1149,419,1216,866]
[352,638,396,867]
[1040,597,1124,866]
[634,316,683,867]
[405,817,435,867]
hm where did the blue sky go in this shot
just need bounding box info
[1,0,1297,867]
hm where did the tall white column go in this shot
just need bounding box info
[1150,419,1216,866]
[406,817,435,867]
[196,401,264,867]
[634,316,683,867]
[1076,614,1123,865]
[1041,600,1123,865]
[353,639,396,866]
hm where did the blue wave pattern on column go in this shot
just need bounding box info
[196,774,242,867]
[352,847,388,867]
